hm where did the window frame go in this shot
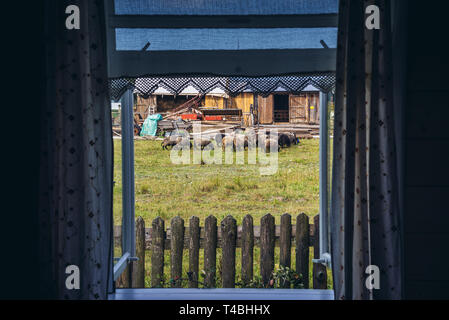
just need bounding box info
[113,88,137,282]
[107,0,334,290]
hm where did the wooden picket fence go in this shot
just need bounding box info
[114,213,327,289]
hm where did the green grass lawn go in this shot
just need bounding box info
[114,138,332,288]
[114,138,320,225]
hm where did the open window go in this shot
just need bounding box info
[107,0,337,297]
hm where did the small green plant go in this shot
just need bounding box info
[238,266,304,289]
[139,184,151,194]
[272,266,304,289]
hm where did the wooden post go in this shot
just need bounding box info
[204,215,217,288]
[170,216,185,288]
[241,214,254,286]
[131,216,145,288]
[280,214,292,288]
[221,215,237,288]
[260,214,275,286]
[313,215,327,289]
[296,213,309,289]
[188,216,200,288]
[151,217,165,288]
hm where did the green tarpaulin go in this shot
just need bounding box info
[140,113,163,136]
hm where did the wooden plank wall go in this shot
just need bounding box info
[230,93,253,113]
[204,95,227,109]
[136,95,157,118]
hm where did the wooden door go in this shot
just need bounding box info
[258,95,273,124]
[308,93,319,124]
[289,94,308,123]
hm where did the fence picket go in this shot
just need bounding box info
[241,215,254,286]
[221,215,237,288]
[188,216,200,288]
[296,213,310,289]
[280,214,292,288]
[170,216,184,288]
[260,214,275,286]
[204,215,217,288]
[131,216,145,288]
[151,217,165,288]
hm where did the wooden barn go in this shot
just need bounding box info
[132,77,326,127]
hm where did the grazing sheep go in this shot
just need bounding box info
[194,137,213,150]
[221,135,235,151]
[214,133,224,147]
[285,132,299,145]
[234,134,248,151]
[246,133,258,150]
[161,136,181,150]
[261,138,280,153]
[161,136,191,150]
[277,132,299,148]
[278,133,291,148]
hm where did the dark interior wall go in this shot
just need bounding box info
[403,1,449,299]
[273,94,289,110]
[1,1,43,299]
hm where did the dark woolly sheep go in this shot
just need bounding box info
[285,132,299,145]
[278,133,291,148]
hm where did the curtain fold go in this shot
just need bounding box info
[39,0,113,299]
[330,0,402,300]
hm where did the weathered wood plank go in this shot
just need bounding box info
[241,215,254,286]
[296,213,310,289]
[221,215,237,288]
[313,215,327,289]
[170,216,184,288]
[280,214,292,268]
[116,264,130,288]
[131,216,145,288]
[260,214,275,286]
[280,214,292,288]
[151,217,165,288]
[204,215,217,288]
[188,216,200,288]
